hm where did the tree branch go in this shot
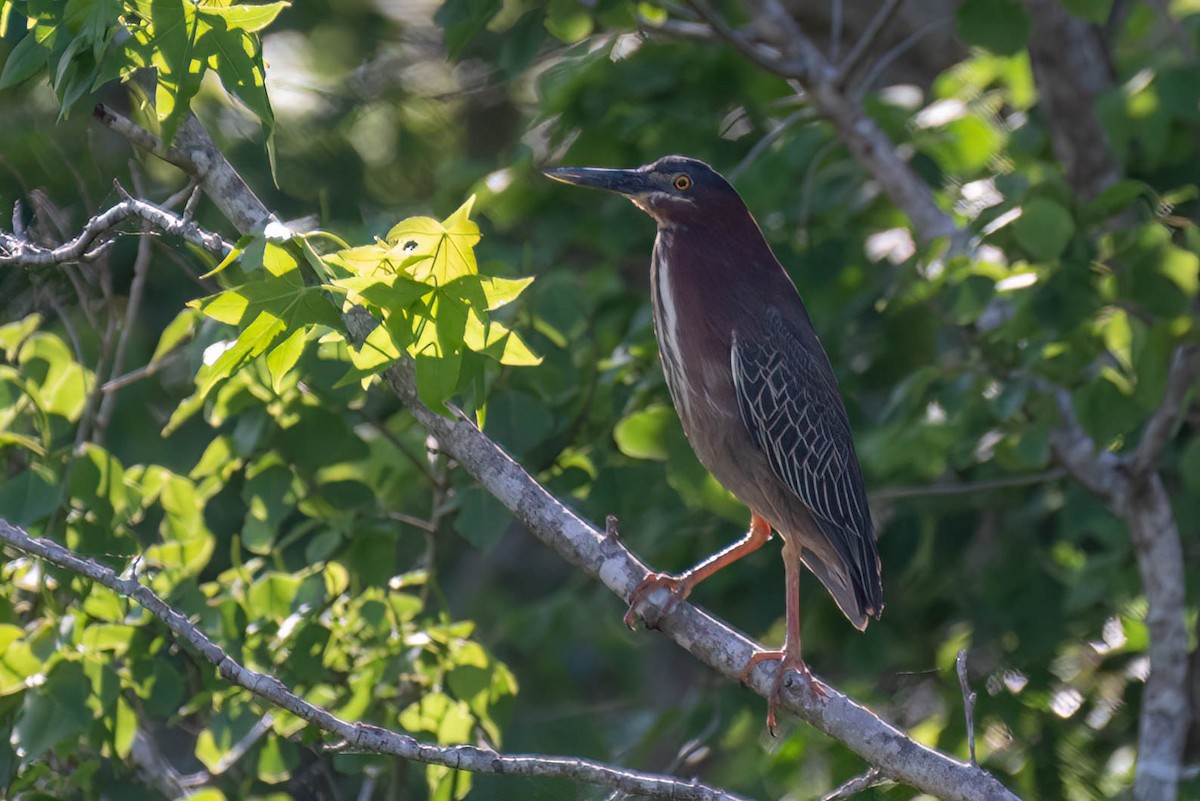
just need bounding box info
[1023,0,1119,201]
[0,518,749,801]
[682,0,960,245]
[1130,343,1200,478]
[1049,383,1190,801]
[833,0,904,88]
[0,194,231,267]
[872,468,1066,503]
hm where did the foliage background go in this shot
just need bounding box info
[1,0,1198,799]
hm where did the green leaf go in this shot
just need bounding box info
[151,307,202,362]
[435,0,501,57]
[248,572,302,620]
[0,635,43,696]
[613,404,676,461]
[0,314,41,359]
[329,274,432,312]
[18,332,88,420]
[0,467,62,527]
[198,1,289,33]
[241,461,295,554]
[385,197,481,284]
[453,486,510,550]
[263,242,298,277]
[545,0,593,43]
[69,444,128,527]
[1013,197,1075,261]
[200,234,253,278]
[957,0,1030,55]
[414,350,462,413]
[199,311,288,397]
[265,327,306,392]
[254,735,294,783]
[0,30,47,89]
[477,275,534,310]
[12,661,93,764]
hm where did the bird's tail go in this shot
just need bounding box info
[797,545,884,631]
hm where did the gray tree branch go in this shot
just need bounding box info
[1130,343,1200,478]
[0,191,231,267]
[683,0,961,245]
[1023,0,1119,201]
[1050,386,1191,801]
[0,518,749,801]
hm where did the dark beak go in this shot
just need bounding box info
[543,166,653,196]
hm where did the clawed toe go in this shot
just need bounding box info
[622,573,690,629]
[740,649,824,734]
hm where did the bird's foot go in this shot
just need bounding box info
[739,649,828,735]
[623,572,692,629]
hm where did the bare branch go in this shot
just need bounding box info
[1130,343,1200,477]
[956,650,978,765]
[1023,0,1119,201]
[728,108,813,181]
[1048,384,1190,801]
[0,196,231,267]
[93,105,272,236]
[820,767,886,800]
[834,0,904,88]
[101,350,186,393]
[872,468,1065,503]
[92,104,197,174]
[682,0,960,245]
[684,0,794,78]
[0,518,750,801]
[95,177,155,445]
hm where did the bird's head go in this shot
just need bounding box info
[544,155,743,227]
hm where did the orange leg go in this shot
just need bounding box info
[739,540,827,733]
[623,513,773,628]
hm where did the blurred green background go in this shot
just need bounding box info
[1,0,1198,799]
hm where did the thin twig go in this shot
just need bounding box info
[820,767,886,800]
[0,518,749,801]
[853,16,952,98]
[728,109,812,181]
[1129,343,1199,477]
[873,468,1065,502]
[178,714,275,787]
[835,0,904,88]
[101,349,186,393]
[684,0,796,77]
[956,650,977,766]
[829,0,843,62]
[95,178,155,445]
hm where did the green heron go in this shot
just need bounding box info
[545,156,883,729]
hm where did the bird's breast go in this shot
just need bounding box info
[650,236,738,431]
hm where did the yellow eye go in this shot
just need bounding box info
[673,174,692,191]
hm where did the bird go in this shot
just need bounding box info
[544,155,883,730]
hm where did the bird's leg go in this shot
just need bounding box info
[739,540,827,734]
[623,513,773,628]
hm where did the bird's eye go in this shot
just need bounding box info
[673,174,692,191]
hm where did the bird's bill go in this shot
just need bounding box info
[542,166,653,196]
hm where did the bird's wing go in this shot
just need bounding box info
[730,307,880,615]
